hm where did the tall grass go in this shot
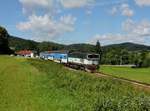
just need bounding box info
[0,56,150,111]
[29,59,150,111]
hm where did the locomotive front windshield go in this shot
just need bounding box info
[88,54,99,59]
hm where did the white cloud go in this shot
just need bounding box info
[90,33,146,45]
[86,10,92,15]
[60,0,95,8]
[17,14,76,41]
[110,7,118,15]
[110,3,134,17]
[19,0,54,14]
[135,0,150,6]
[90,34,124,44]
[122,19,150,37]
[120,4,134,17]
[19,0,96,14]
[90,19,150,45]
[18,0,99,42]
[19,0,51,7]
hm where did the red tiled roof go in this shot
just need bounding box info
[16,50,33,55]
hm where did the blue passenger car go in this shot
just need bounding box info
[40,51,68,63]
[40,51,50,60]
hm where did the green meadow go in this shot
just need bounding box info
[100,65,150,84]
[0,56,150,111]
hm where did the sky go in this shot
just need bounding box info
[0,0,150,45]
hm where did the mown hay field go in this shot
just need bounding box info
[0,56,150,111]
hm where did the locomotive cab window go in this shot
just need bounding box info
[88,54,99,59]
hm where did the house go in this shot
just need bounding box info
[16,50,37,58]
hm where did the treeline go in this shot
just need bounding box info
[9,37,65,53]
[9,36,97,53]
[101,48,150,67]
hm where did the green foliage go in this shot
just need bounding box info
[103,42,150,52]
[1,56,150,111]
[142,53,150,67]
[101,43,150,66]
[100,65,150,84]
[29,59,150,111]
[8,36,65,52]
[95,41,102,54]
[95,41,102,64]
[0,26,13,54]
[133,52,150,68]
[9,36,97,53]
[37,41,65,52]
[101,48,130,65]
[8,36,38,51]
[65,43,96,53]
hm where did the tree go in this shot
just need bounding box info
[95,41,102,64]
[0,26,12,54]
[120,49,129,65]
[141,52,150,67]
[37,42,53,52]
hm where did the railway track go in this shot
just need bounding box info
[66,67,150,91]
[95,72,150,90]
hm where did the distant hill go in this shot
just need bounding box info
[8,36,95,52]
[103,42,150,51]
[8,36,65,51]
[8,36,38,51]
[8,36,150,52]
[65,44,96,53]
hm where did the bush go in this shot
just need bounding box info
[142,57,150,67]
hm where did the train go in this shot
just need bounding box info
[40,50,100,72]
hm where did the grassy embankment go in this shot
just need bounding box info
[0,56,150,111]
[100,65,150,84]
